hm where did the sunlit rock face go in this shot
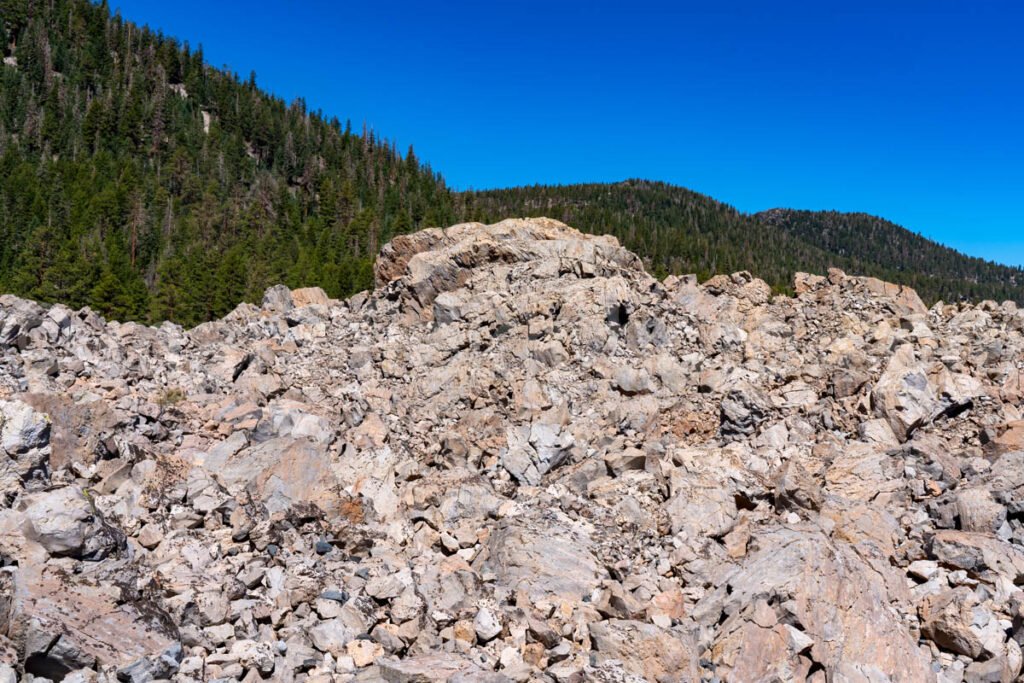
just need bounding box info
[1,217,1023,682]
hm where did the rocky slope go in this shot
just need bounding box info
[1,218,1024,683]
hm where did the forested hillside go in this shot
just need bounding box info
[755,209,1024,304]
[1,2,1021,325]
[460,181,1024,304]
[458,181,841,286]
[0,0,455,326]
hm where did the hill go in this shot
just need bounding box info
[0,0,455,326]
[460,181,1024,304]
[2,3,1021,325]
[755,208,1024,304]
[458,181,841,289]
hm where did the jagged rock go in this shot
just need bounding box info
[1,218,1021,680]
[21,486,119,559]
[700,526,934,681]
[719,382,770,436]
[0,399,50,454]
[920,588,992,659]
[261,284,294,312]
[473,605,502,642]
[485,512,602,605]
[956,488,1007,534]
[376,654,497,682]
[872,344,941,441]
[589,620,700,681]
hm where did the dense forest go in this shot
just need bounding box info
[460,181,1024,304]
[1,2,1021,325]
[0,0,455,326]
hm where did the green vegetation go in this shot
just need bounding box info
[0,0,455,326]
[156,386,185,408]
[754,209,1024,304]
[2,3,1020,325]
[460,181,1024,304]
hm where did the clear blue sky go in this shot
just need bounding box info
[113,0,1023,266]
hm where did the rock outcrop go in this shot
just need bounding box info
[1,218,1023,682]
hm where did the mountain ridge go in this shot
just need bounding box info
[459,180,1024,304]
[1,0,1021,325]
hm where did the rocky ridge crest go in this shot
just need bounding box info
[1,218,1023,682]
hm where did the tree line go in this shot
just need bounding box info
[458,181,1024,305]
[2,1,1020,327]
[0,0,455,326]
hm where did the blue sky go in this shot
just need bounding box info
[114,0,1023,266]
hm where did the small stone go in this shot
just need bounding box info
[137,524,163,550]
[347,639,383,667]
[321,589,349,604]
[474,605,502,642]
[366,574,404,600]
[453,620,476,644]
[908,560,940,582]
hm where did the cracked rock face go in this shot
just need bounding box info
[1,217,1024,682]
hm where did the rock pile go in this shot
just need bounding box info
[1,217,1023,682]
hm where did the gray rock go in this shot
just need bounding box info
[4,218,1023,681]
[261,284,294,313]
[1,398,50,454]
[21,487,106,558]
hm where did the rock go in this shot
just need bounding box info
[262,284,294,312]
[291,287,331,308]
[1,545,180,676]
[920,588,987,658]
[473,605,502,642]
[612,367,652,395]
[21,486,120,559]
[0,399,50,454]
[309,618,357,656]
[347,639,383,667]
[321,589,349,604]
[366,573,406,600]
[872,344,940,441]
[485,512,602,604]
[1,218,1021,680]
[230,640,275,675]
[956,488,1006,534]
[720,382,770,436]
[908,560,940,581]
[589,620,700,681]
[699,526,933,680]
[376,654,491,682]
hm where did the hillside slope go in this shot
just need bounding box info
[2,3,1020,324]
[461,181,1024,304]
[0,0,455,326]
[756,208,1024,304]
[459,180,843,288]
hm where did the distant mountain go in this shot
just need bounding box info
[0,0,455,326]
[460,181,1024,304]
[754,209,1023,304]
[1,3,1019,326]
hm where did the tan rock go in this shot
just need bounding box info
[347,639,384,667]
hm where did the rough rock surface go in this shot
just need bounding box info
[1,217,1023,682]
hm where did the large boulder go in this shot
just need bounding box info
[699,525,934,681]
[21,487,121,560]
